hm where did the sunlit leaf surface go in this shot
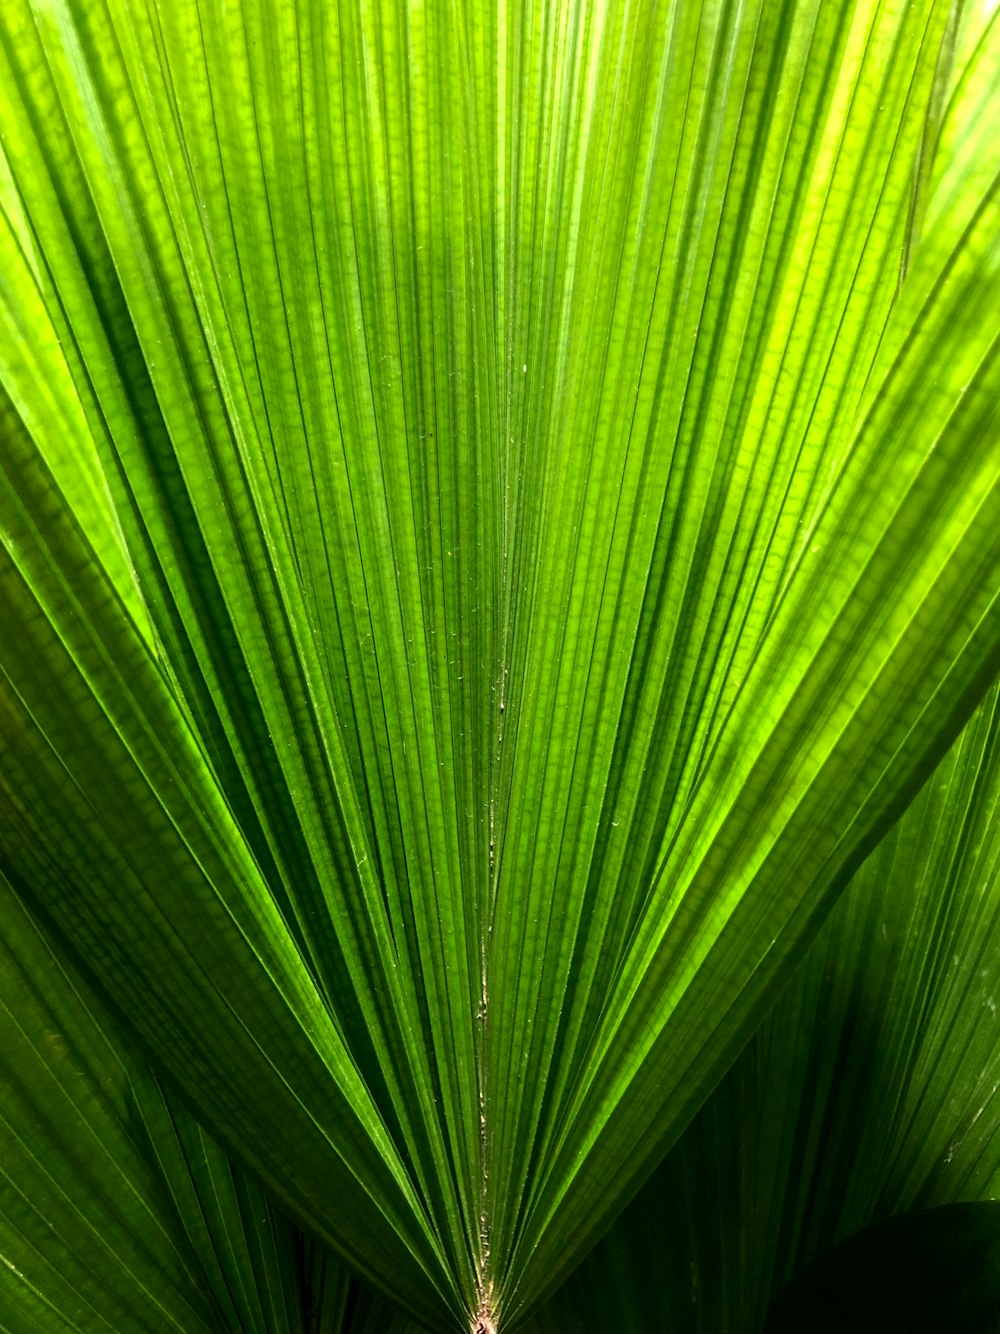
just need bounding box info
[526,681,1000,1333]
[1,0,999,1326]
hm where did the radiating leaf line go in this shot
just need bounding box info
[0,874,305,1334]
[0,2,999,1328]
[522,678,1000,1334]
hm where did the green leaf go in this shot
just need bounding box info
[524,676,1000,1333]
[300,1240,423,1334]
[0,868,425,1334]
[0,1,999,1327]
[0,871,302,1334]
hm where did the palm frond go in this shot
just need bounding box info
[0,1,998,1325]
[525,679,1000,1332]
[0,872,301,1334]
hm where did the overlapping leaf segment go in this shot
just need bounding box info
[0,871,305,1334]
[0,1,999,1329]
[528,682,1000,1334]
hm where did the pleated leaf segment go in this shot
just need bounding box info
[525,675,1000,1333]
[0,0,999,1329]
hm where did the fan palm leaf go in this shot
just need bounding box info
[0,0,999,1326]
